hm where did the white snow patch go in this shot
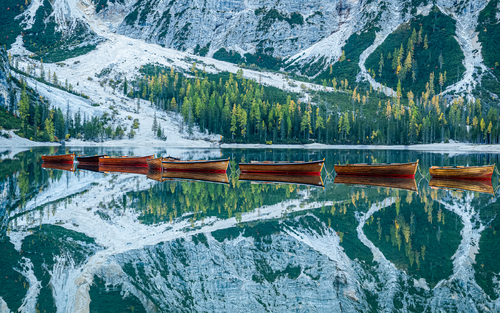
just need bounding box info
[16,258,42,313]
[9,231,32,252]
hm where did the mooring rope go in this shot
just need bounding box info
[494,164,500,177]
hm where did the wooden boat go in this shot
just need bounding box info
[99,155,154,166]
[238,173,324,187]
[148,157,229,173]
[429,164,495,180]
[334,175,418,192]
[41,153,75,163]
[238,160,324,175]
[429,178,494,195]
[42,162,76,172]
[334,161,419,178]
[147,156,179,170]
[77,163,100,172]
[76,154,108,164]
[98,165,149,175]
[147,170,229,184]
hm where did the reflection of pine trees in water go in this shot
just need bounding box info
[364,187,463,288]
[129,166,305,225]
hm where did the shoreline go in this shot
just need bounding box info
[219,142,500,153]
[2,137,500,154]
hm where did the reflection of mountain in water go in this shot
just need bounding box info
[2,148,500,312]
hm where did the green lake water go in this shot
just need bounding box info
[0,147,499,312]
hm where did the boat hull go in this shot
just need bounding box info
[99,165,150,175]
[159,158,229,173]
[429,178,494,194]
[147,170,229,184]
[41,153,75,164]
[77,154,108,164]
[429,165,494,180]
[334,175,418,192]
[42,162,76,172]
[99,155,153,166]
[334,161,419,178]
[239,160,324,175]
[238,173,324,187]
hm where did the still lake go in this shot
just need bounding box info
[1,147,499,312]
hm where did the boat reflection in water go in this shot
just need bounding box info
[77,163,100,172]
[41,162,76,172]
[98,165,150,175]
[334,175,418,192]
[147,170,229,184]
[238,173,324,187]
[429,178,495,195]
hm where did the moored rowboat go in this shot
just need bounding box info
[99,155,153,166]
[147,170,229,184]
[41,153,75,163]
[77,154,108,164]
[429,178,494,195]
[238,160,324,175]
[334,161,419,178]
[334,175,418,192]
[42,162,76,172]
[238,173,324,187]
[148,157,230,173]
[429,165,494,180]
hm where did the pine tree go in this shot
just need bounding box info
[339,50,346,62]
[230,104,237,139]
[123,77,128,95]
[379,53,384,77]
[52,72,58,85]
[152,112,158,132]
[315,108,325,141]
[418,26,423,45]
[423,34,429,50]
[45,118,55,142]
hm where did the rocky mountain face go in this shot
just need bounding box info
[0,48,10,109]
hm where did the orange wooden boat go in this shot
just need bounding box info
[429,165,494,180]
[147,170,229,184]
[99,155,153,166]
[238,173,324,187]
[148,157,229,173]
[98,165,149,175]
[239,160,324,175]
[334,175,418,192]
[429,178,494,195]
[42,162,76,172]
[41,153,75,164]
[77,154,108,164]
[334,160,419,178]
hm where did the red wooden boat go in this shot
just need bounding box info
[41,153,75,164]
[429,165,494,180]
[239,160,324,175]
[42,162,76,172]
[99,155,153,166]
[147,157,229,173]
[334,161,419,178]
[77,154,108,164]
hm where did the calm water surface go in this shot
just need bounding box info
[1,147,499,312]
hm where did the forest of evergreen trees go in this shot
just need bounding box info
[4,75,132,142]
[131,63,500,145]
